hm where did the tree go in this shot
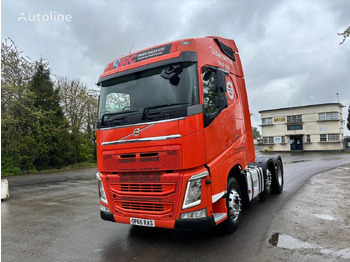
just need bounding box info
[56,77,98,134]
[2,38,96,175]
[56,77,98,163]
[338,26,350,45]
[83,91,99,159]
[252,127,261,139]
[1,38,38,174]
[28,60,70,169]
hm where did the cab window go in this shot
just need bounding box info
[202,69,219,117]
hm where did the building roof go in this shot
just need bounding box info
[258,103,344,113]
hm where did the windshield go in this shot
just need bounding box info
[98,62,198,127]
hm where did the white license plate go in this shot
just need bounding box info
[130,217,155,227]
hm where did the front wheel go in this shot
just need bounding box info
[223,177,243,234]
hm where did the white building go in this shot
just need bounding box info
[259,103,344,151]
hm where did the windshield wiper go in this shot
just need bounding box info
[143,103,190,112]
[101,110,140,125]
[142,103,190,120]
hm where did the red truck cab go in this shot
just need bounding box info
[96,37,284,232]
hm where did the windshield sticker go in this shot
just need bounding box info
[113,44,172,69]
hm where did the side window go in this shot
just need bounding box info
[202,70,219,117]
[202,67,228,127]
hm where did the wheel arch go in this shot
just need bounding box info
[255,156,277,176]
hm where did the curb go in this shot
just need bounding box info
[1,179,10,200]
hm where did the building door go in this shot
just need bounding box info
[290,135,303,151]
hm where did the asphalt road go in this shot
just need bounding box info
[2,151,350,262]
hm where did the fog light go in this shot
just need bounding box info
[180,208,207,219]
[100,205,110,213]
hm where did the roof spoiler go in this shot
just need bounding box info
[214,38,236,62]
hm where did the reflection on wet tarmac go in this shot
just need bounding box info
[314,214,336,220]
[268,233,315,249]
[269,233,350,259]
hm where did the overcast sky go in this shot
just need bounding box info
[2,0,350,135]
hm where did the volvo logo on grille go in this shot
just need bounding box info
[133,128,141,137]
[115,123,155,143]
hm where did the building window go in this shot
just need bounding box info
[281,136,285,143]
[287,124,303,130]
[320,134,327,142]
[328,134,340,141]
[306,135,311,143]
[263,136,274,144]
[287,115,302,123]
[318,112,339,121]
[320,134,340,142]
[262,118,273,125]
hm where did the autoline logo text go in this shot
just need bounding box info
[17,11,72,22]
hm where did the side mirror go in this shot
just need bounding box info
[215,71,227,110]
[203,71,212,81]
[218,94,227,111]
[215,70,226,93]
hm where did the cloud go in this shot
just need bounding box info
[2,0,350,135]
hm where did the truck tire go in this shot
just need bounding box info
[224,177,243,233]
[259,168,272,201]
[272,160,284,194]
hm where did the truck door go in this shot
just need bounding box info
[225,74,243,148]
[202,67,240,161]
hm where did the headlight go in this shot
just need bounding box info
[96,173,108,204]
[182,170,209,209]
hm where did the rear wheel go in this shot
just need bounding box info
[224,177,243,233]
[259,168,272,201]
[272,160,284,194]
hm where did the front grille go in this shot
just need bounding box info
[111,183,176,196]
[122,184,162,193]
[115,201,172,214]
[102,146,181,172]
[120,172,162,182]
[105,171,181,218]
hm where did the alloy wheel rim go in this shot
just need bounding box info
[266,169,272,191]
[228,188,242,222]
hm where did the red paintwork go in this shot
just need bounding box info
[97,36,255,228]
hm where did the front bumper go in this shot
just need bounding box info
[100,210,115,222]
[174,215,216,231]
[101,210,216,231]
